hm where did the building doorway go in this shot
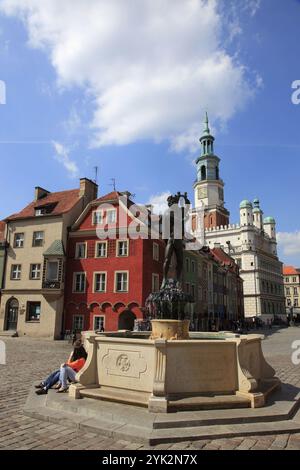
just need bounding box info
[118,310,136,331]
[5,298,19,331]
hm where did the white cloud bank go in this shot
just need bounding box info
[0,0,260,151]
[52,141,79,178]
[147,191,171,215]
[277,231,300,257]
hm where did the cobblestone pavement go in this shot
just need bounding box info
[1,327,300,450]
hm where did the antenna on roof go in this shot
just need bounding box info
[110,178,116,191]
[93,166,99,185]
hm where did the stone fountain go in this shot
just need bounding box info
[69,193,280,413]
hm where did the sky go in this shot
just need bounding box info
[0,0,299,265]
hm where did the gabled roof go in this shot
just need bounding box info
[210,247,238,272]
[283,266,300,276]
[6,189,80,221]
[95,191,123,203]
[43,240,65,257]
[71,190,153,231]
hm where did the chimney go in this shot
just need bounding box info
[79,178,98,204]
[35,187,50,201]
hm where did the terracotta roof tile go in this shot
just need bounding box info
[95,191,122,202]
[211,247,238,272]
[283,266,300,275]
[6,189,80,221]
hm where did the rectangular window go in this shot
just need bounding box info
[115,272,128,292]
[73,315,84,331]
[185,258,190,272]
[286,287,290,295]
[198,286,203,301]
[27,302,41,322]
[186,283,190,294]
[95,242,107,258]
[75,243,87,259]
[11,264,21,280]
[35,208,46,216]
[191,261,196,273]
[293,277,297,283]
[294,287,298,296]
[191,284,195,298]
[14,233,24,248]
[153,243,159,261]
[152,273,160,292]
[33,231,44,247]
[107,210,117,224]
[92,211,103,225]
[46,261,59,281]
[73,273,86,293]
[94,316,105,332]
[30,264,41,280]
[94,273,106,292]
[117,240,128,257]
[295,299,299,307]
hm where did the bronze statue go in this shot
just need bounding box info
[161,192,191,290]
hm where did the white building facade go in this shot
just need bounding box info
[193,116,285,320]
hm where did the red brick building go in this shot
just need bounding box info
[64,191,165,333]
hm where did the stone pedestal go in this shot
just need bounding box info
[73,331,280,412]
[150,319,190,340]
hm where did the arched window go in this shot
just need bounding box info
[201,165,206,181]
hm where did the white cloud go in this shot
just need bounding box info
[52,141,79,178]
[245,0,261,17]
[1,0,260,151]
[277,231,300,257]
[63,107,82,135]
[147,191,171,215]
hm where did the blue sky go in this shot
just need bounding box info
[0,0,300,265]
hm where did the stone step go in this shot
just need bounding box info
[24,385,300,446]
[149,419,300,445]
[167,394,250,412]
[0,331,17,337]
[154,399,300,429]
[24,400,300,446]
[80,386,150,407]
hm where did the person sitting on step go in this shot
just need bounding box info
[35,340,87,395]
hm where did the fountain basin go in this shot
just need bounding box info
[70,331,280,413]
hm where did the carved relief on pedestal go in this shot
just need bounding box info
[102,349,147,379]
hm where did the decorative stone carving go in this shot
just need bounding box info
[116,354,131,372]
[102,349,147,379]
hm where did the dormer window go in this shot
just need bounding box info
[35,203,57,216]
